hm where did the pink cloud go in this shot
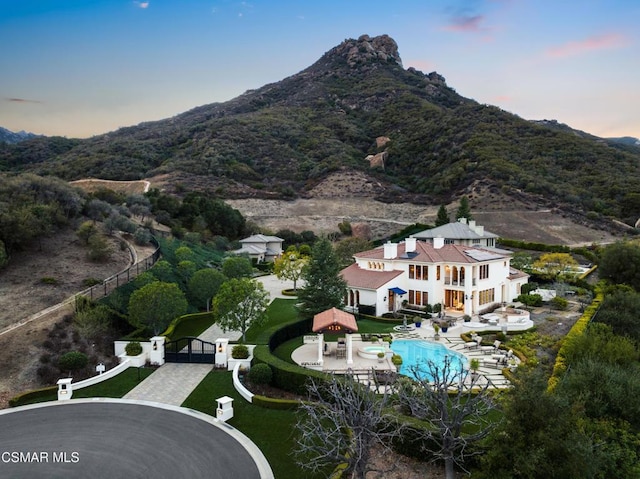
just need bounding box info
[134,1,149,9]
[493,95,512,104]
[405,59,436,72]
[546,33,629,58]
[443,15,485,33]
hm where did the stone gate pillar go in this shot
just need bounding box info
[149,336,165,366]
[215,339,229,368]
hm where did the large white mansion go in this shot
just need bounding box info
[341,219,529,317]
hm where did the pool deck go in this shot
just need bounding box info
[291,321,515,389]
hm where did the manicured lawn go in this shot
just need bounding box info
[72,366,155,399]
[355,318,399,334]
[245,298,298,344]
[181,370,328,479]
[273,337,303,364]
[13,367,156,406]
[169,312,216,339]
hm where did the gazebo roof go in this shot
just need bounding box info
[312,308,358,333]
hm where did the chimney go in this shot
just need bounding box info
[383,241,398,259]
[434,236,445,249]
[469,220,476,230]
[476,225,484,236]
[405,237,417,253]
[458,217,467,224]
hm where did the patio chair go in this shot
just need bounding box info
[489,349,513,367]
[463,334,482,350]
[481,340,501,355]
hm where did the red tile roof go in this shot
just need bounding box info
[353,241,510,264]
[508,268,530,280]
[312,307,358,333]
[340,263,404,289]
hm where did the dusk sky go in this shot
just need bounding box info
[1,0,638,139]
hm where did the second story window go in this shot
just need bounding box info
[479,264,489,279]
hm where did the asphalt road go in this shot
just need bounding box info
[0,400,269,479]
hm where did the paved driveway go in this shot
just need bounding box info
[0,400,272,479]
[255,274,300,301]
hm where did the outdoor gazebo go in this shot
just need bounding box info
[312,307,358,365]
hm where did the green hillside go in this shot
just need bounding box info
[2,34,640,223]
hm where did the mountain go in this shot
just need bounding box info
[2,34,640,226]
[608,136,640,147]
[0,127,41,144]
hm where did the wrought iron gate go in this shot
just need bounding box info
[164,337,217,363]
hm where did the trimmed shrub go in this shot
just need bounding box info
[232,344,249,359]
[517,293,543,307]
[58,351,88,373]
[548,284,603,391]
[248,363,272,385]
[253,345,327,395]
[125,341,143,356]
[251,395,300,410]
[9,386,58,408]
[550,296,569,310]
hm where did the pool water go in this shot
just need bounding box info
[390,339,467,380]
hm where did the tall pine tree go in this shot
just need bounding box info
[456,195,473,221]
[435,205,450,226]
[297,238,347,318]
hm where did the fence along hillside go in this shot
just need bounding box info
[0,237,160,338]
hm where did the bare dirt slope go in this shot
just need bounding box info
[70,178,150,195]
[227,172,619,245]
[0,230,132,407]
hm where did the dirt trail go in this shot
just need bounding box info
[0,230,155,408]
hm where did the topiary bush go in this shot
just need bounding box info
[57,351,88,375]
[247,363,272,385]
[125,341,143,356]
[232,344,249,359]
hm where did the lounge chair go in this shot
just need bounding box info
[489,349,513,367]
[463,334,482,350]
[481,340,501,355]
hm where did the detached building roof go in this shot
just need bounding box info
[312,308,358,333]
[411,220,499,240]
[239,234,283,243]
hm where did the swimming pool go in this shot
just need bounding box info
[390,339,467,380]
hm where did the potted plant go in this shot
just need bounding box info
[433,322,440,340]
[462,314,471,322]
[470,358,480,380]
[377,351,385,363]
[413,315,422,328]
[123,341,145,367]
[391,354,403,370]
[440,320,449,333]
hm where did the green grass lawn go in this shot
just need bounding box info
[181,370,328,479]
[168,312,216,339]
[13,367,156,406]
[245,298,298,344]
[72,367,155,399]
[273,337,303,364]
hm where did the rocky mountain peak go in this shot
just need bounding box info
[327,34,402,68]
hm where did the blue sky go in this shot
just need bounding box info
[1,0,638,139]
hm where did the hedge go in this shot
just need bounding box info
[547,284,603,391]
[252,345,327,395]
[252,395,300,410]
[9,386,58,408]
[161,311,215,340]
